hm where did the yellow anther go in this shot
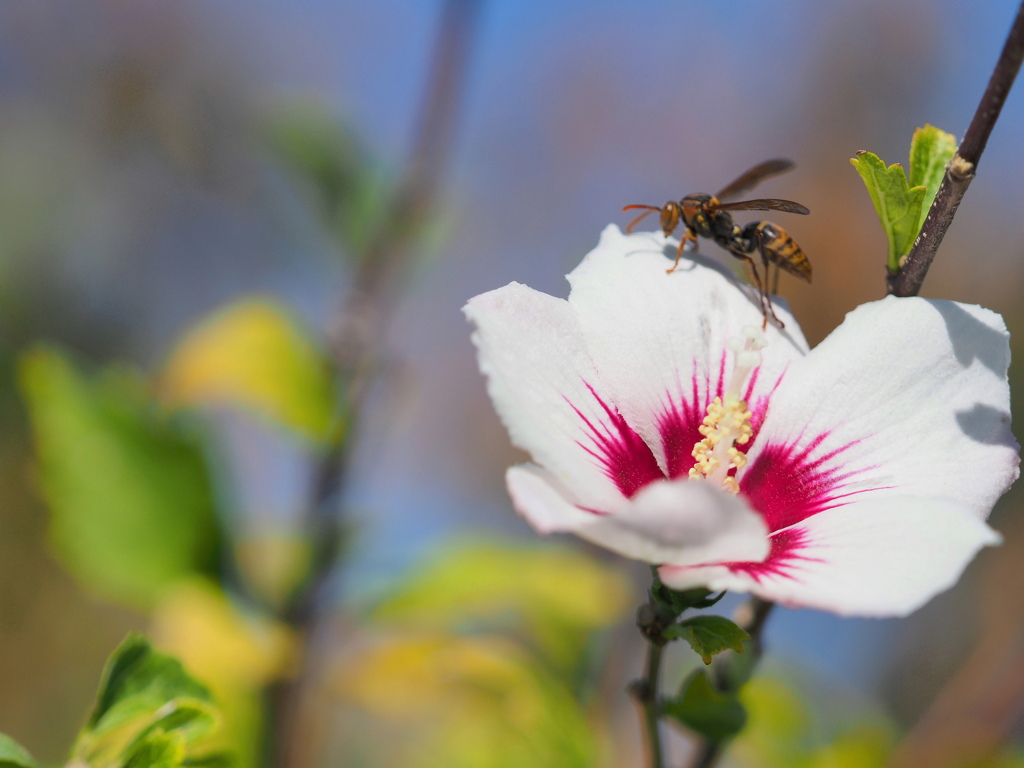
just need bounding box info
[687,392,753,494]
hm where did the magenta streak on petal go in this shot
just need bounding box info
[715,349,727,400]
[657,354,727,479]
[724,527,822,583]
[741,432,884,532]
[657,370,706,479]
[743,365,788,449]
[568,382,664,498]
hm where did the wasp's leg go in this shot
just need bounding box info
[737,253,784,330]
[666,231,698,274]
[757,246,786,329]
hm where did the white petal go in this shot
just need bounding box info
[507,464,769,567]
[658,496,1001,616]
[743,296,1018,532]
[464,282,662,510]
[568,225,809,477]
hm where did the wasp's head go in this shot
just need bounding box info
[659,201,681,236]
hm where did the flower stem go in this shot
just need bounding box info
[641,640,666,768]
[633,590,673,768]
[888,0,1024,296]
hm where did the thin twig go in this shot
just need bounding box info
[262,1,482,765]
[686,598,775,768]
[633,595,673,768]
[638,641,666,768]
[888,0,1024,296]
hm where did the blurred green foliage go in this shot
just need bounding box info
[266,102,386,257]
[18,346,222,609]
[665,669,748,743]
[0,736,37,768]
[337,539,632,767]
[338,633,601,768]
[732,676,892,768]
[370,539,630,669]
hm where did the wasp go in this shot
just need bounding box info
[623,158,811,328]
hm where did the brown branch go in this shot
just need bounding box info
[262,1,482,765]
[888,0,1024,296]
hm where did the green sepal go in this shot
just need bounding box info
[0,735,37,768]
[662,615,750,664]
[650,570,726,616]
[662,670,747,743]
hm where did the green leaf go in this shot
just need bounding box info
[75,634,223,767]
[18,346,222,608]
[850,152,925,272]
[0,735,37,768]
[122,731,187,768]
[663,670,747,743]
[908,124,957,213]
[160,298,338,444]
[125,700,220,753]
[851,124,957,273]
[88,635,212,730]
[662,615,750,664]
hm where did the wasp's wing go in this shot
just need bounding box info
[713,198,810,215]
[715,159,795,201]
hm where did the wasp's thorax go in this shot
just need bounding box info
[678,194,720,238]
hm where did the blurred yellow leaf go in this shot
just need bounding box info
[151,579,294,690]
[150,580,295,768]
[805,727,893,768]
[161,298,336,442]
[370,540,630,667]
[335,632,600,768]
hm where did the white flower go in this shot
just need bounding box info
[464,225,1019,617]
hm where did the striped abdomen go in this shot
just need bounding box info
[750,221,811,282]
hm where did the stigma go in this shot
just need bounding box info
[688,327,764,493]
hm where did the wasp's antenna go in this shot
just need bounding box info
[622,204,661,233]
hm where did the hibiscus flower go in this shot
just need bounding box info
[464,225,1018,616]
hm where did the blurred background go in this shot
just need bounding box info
[1,0,1024,766]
